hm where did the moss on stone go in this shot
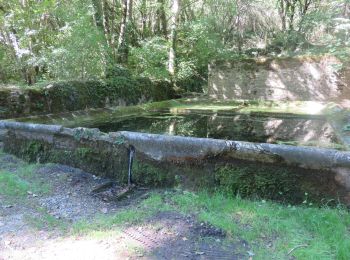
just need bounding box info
[1,77,173,119]
[214,163,336,204]
[4,138,48,163]
[132,160,174,187]
[74,147,93,159]
[3,131,344,205]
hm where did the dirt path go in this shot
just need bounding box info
[0,151,247,260]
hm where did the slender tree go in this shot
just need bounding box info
[157,0,168,38]
[117,0,133,64]
[168,0,180,78]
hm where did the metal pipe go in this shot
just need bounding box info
[128,145,135,186]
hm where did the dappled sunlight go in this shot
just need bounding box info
[303,130,316,142]
[209,56,348,103]
[0,230,146,260]
[0,210,231,260]
[1,0,350,258]
[302,101,326,115]
[264,119,283,131]
[308,64,322,80]
[233,84,243,96]
[168,121,176,134]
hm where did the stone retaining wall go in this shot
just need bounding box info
[208,55,350,102]
[1,121,350,205]
[0,79,173,119]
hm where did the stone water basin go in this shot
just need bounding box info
[12,98,345,150]
[2,98,350,204]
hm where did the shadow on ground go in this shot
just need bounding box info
[0,151,248,260]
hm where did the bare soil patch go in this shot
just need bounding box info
[0,151,247,260]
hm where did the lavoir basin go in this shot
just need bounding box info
[11,98,346,149]
[2,98,350,205]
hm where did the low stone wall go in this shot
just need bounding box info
[1,121,350,205]
[208,55,350,102]
[0,79,174,119]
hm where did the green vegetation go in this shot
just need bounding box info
[72,190,350,259]
[171,191,350,259]
[25,207,66,231]
[1,1,350,257]
[73,194,171,234]
[215,165,300,202]
[0,171,31,197]
[0,78,173,119]
[0,0,349,94]
[132,161,172,187]
[0,165,50,200]
[0,150,349,259]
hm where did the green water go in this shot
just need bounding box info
[92,111,338,146]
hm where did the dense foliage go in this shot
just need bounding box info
[0,0,349,92]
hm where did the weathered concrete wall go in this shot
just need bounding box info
[0,80,174,119]
[1,121,350,205]
[208,56,350,102]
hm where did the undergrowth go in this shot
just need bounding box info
[171,191,350,259]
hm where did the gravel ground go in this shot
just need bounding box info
[0,150,247,260]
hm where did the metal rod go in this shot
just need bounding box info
[128,145,135,186]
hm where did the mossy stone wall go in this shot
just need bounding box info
[0,79,174,119]
[2,125,348,205]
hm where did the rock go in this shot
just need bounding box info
[101,208,108,214]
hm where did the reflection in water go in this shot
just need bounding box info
[92,112,339,147]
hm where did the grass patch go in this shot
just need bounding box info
[71,190,350,258]
[25,207,67,231]
[73,193,171,235]
[1,149,348,258]
[0,165,51,200]
[170,191,350,259]
[0,171,30,197]
[0,151,51,205]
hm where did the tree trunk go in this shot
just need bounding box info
[140,0,147,39]
[344,0,350,18]
[168,0,180,78]
[103,0,111,46]
[279,0,287,31]
[157,0,168,38]
[288,1,297,31]
[117,0,132,64]
[92,0,104,29]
